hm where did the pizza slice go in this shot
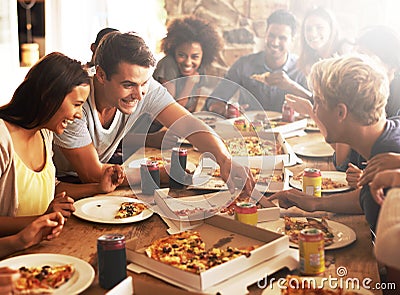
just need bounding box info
[250,72,270,83]
[284,216,335,246]
[115,201,148,219]
[145,231,256,274]
[14,264,74,294]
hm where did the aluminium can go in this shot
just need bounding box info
[97,234,127,290]
[140,161,160,195]
[299,228,325,275]
[169,148,187,189]
[234,202,258,225]
[302,168,322,197]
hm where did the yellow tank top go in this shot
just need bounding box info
[15,131,55,216]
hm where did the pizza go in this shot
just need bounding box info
[145,231,256,273]
[250,72,270,83]
[284,216,335,246]
[224,136,284,156]
[115,201,148,219]
[281,275,363,295]
[14,264,74,294]
[292,173,347,190]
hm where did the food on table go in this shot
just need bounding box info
[250,71,270,83]
[145,231,256,273]
[281,275,363,294]
[219,191,262,215]
[224,136,284,156]
[209,167,282,185]
[292,172,347,190]
[284,216,335,246]
[14,264,74,294]
[115,201,148,219]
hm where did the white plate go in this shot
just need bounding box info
[258,218,356,250]
[127,158,196,173]
[0,253,95,294]
[262,276,373,295]
[305,118,319,131]
[73,196,153,224]
[292,141,334,157]
[289,171,350,193]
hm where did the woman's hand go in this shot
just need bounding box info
[46,192,75,218]
[16,212,65,250]
[359,153,400,186]
[346,163,363,189]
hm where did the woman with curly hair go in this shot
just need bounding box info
[153,15,224,112]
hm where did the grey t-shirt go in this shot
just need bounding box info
[53,77,175,176]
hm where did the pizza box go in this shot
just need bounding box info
[126,214,289,291]
[153,188,281,233]
[214,114,307,136]
[188,158,291,194]
[215,130,295,168]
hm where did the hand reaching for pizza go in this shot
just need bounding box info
[219,160,255,195]
[267,188,320,212]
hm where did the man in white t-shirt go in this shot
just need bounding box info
[53,32,254,194]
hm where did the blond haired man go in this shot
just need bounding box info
[269,54,400,234]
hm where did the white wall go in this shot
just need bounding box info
[45,0,167,63]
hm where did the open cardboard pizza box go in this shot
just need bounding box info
[153,188,280,232]
[214,113,307,137]
[214,130,296,168]
[188,158,291,194]
[126,215,291,292]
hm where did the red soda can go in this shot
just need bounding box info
[227,103,240,118]
[169,148,187,189]
[97,234,127,289]
[299,228,325,275]
[282,101,295,122]
[140,161,160,195]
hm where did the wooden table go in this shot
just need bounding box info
[6,131,382,295]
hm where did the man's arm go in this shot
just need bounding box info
[57,144,109,183]
[156,103,254,194]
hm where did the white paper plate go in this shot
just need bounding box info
[73,196,153,224]
[0,253,95,294]
[289,171,350,193]
[262,276,373,295]
[292,141,334,158]
[258,218,356,250]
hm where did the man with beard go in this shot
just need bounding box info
[205,9,311,115]
[52,31,254,195]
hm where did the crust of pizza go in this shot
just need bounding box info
[14,264,74,294]
[115,202,148,219]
